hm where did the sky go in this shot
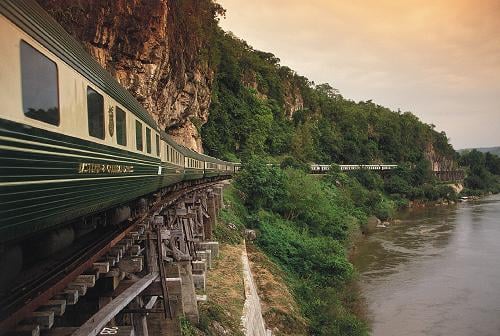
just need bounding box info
[217,0,500,149]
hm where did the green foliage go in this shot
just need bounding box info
[350,169,384,191]
[257,211,353,285]
[279,156,310,172]
[459,150,500,194]
[197,301,245,336]
[485,152,500,175]
[180,316,197,336]
[279,169,357,239]
[234,156,286,210]
[382,162,459,202]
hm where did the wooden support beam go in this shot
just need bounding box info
[66,283,87,296]
[105,256,117,266]
[120,308,164,314]
[144,296,158,310]
[40,300,66,316]
[74,275,96,288]
[11,324,40,336]
[129,232,140,241]
[93,262,110,274]
[128,245,141,256]
[53,289,78,305]
[119,239,133,249]
[83,268,100,281]
[109,247,123,259]
[24,311,54,330]
[118,257,143,273]
[103,268,121,278]
[142,278,182,297]
[71,272,158,336]
[137,224,146,235]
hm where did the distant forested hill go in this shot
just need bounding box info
[201,28,456,167]
[459,146,500,156]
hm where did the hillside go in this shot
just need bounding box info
[459,146,500,156]
[202,29,456,170]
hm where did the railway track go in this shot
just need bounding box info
[0,178,228,335]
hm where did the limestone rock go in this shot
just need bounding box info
[39,0,218,152]
[244,229,257,241]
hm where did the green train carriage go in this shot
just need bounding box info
[0,0,235,247]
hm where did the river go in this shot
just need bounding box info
[352,194,500,336]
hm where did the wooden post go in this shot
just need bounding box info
[206,192,216,238]
[131,297,149,336]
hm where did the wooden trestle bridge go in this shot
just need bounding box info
[1,181,229,336]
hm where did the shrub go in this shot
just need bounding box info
[235,156,285,210]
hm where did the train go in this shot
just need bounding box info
[310,164,398,174]
[0,0,239,257]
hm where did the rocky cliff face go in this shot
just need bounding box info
[424,142,456,171]
[282,80,304,118]
[39,0,221,152]
[241,69,304,118]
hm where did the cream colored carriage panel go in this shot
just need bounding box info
[0,16,64,133]
[160,139,166,162]
[0,16,23,122]
[58,66,83,136]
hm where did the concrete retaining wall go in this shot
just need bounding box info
[241,241,271,336]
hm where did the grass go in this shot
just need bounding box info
[196,243,245,336]
[246,243,308,335]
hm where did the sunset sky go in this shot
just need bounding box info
[217,0,500,149]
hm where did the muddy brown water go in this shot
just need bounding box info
[352,194,500,336]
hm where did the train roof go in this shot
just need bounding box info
[0,0,158,130]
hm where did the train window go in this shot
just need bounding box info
[135,120,143,151]
[146,127,151,154]
[87,86,104,139]
[155,134,160,156]
[20,41,60,126]
[116,107,127,146]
